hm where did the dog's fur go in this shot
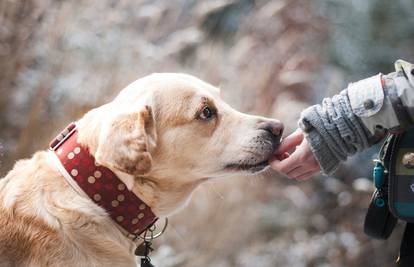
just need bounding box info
[0,73,282,267]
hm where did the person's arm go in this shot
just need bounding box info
[270,60,414,178]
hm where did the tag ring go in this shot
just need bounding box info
[139,218,168,241]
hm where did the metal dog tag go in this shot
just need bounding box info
[140,257,155,267]
[135,241,153,257]
[136,241,155,267]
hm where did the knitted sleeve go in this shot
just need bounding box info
[298,60,414,175]
[298,89,374,174]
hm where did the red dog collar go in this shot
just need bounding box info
[49,122,157,236]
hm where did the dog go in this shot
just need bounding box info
[0,73,283,267]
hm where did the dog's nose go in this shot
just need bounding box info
[259,120,284,137]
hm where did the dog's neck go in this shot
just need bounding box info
[114,170,204,217]
[76,108,205,218]
[50,125,159,236]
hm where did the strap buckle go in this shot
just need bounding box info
[49,122,77,151]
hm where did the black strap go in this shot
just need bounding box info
[398,223,414,266]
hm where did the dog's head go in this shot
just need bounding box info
[78,73,283,215]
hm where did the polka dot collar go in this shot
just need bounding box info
[50,122,157,237]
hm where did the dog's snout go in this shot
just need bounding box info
[259,120,284,137]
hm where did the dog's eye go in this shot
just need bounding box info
[199,106,214,120]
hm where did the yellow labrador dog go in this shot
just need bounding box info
[0,73,283,267]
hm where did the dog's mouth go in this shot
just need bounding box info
[224,159,270,173]
[223,136,280,174]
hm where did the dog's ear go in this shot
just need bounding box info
[95,105,157,176]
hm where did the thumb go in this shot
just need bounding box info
[275,129,304,154]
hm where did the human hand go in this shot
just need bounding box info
[269,129,321,180]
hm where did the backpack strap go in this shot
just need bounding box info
[398,223,414,266]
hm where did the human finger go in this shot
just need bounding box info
[270,150,302,173]
[294,169,320,180]
[275,129,304,155]
[286,164,316,178]
[272,152,289,161]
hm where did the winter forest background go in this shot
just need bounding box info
[1,0,414,266]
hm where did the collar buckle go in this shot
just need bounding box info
[49,122,77,151]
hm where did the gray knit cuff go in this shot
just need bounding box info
[302,126,340,175]
[298,89,372,175]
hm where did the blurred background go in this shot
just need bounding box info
[1,0,413,266]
